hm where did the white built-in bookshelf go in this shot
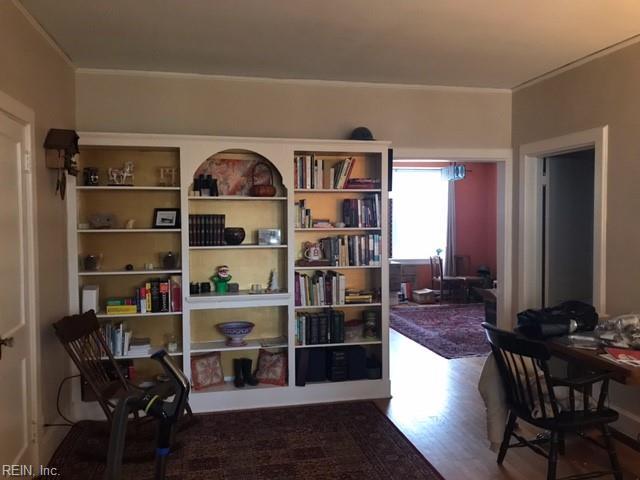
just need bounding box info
[68,133,390,413]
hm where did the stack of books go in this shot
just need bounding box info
[105,275,181,315]
[345,290,375,304]
[345,178,381,190]
[342,194,381,228]
[318,234,382,266]
[295,270,346,307]
[128,337,152,357]
[295,310,345,345]
[294,154,325,189]
[189,214,225,246]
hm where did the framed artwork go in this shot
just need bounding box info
[152,208,180,228]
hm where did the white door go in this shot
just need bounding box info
[0,111,36,467]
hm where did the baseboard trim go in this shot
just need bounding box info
[611,427,640,452]
[610,402,640,446]
[39,416,71,465]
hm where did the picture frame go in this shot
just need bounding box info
[152,208,181,229]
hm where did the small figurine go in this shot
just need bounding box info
[267,269,279,292]
[158,167,178,187]
[211,265,232,293]
[108,161,135,185]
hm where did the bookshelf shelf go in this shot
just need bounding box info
[294,265,380,271]
[295,227,381,232]
[78,228,181,233]
[187,292,290,310]
[106,349,183,361]
[96,311,182,319]
[192,381,286,394]
[191,338,288,354]
[294,189,381,193]
[295,339,382,349]
[77,186,180,191]
[294,303,382,310]
[189,244,287,250]
[79,269,181,276]
[188,196,287,201]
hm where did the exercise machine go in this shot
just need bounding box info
[105,350,191,480]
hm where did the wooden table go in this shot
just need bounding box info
[548,337,640,385]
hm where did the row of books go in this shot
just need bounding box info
[294,155,326,189]
[319,234,382,266]
[188,214,225,246]
[295,271,346,307]
[294,195,381,229]
[294,155,382,190]
[100,322,152,357]
[342,195,381,228]
[295,310,345,345]
[105,276,181,314]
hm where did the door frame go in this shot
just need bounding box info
[518,127,608,315]
[393,147,513,330]
[0,89,40,465]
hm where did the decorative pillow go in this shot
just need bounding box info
[191,352,224,390]
[255,349,287,386]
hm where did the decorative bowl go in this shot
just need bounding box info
[224,227,246,245]
[216,321,255,346]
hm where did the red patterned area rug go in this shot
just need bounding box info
[41,401,444,480]
[390,303,490,359]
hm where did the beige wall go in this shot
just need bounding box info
[512,40,640,435]
[76,71,511,148]
[0,0,75,453]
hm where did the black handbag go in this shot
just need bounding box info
[516,301,598,339]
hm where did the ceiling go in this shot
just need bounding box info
[19,0,640,89]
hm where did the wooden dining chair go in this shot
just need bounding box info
[429,255,464,302]
[454,254,485,301]
[483,323,622,480]
[53,310,140,423]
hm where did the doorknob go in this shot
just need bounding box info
[0,336,14,360]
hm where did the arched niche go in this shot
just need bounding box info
[191,149,287,197]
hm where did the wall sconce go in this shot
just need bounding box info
[44,129,79,199]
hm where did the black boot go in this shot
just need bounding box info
[241,358,259,386]
[233,358,245,388]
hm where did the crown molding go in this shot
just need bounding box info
[513,33,640,92]
[75,67,512,95]
[12,0,74,68]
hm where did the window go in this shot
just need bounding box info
[391,168,448,260]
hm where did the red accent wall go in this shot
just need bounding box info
[392,161,497,289]
[454,162,497,277]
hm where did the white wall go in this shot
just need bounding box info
[75,70,511,149]
[0,0,75,463]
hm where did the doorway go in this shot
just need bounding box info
[518,127,608,314]
[0,91,38,468]
[542,149,595,307]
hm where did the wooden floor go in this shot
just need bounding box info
[375,330,640,480]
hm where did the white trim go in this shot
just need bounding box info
[10,0,74,68]
[75,68,512,95]
[0,90,41,465]
[518,127,608,315]
[392,147,513,329]
[611,402,640,440]
[513,34,640,91]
